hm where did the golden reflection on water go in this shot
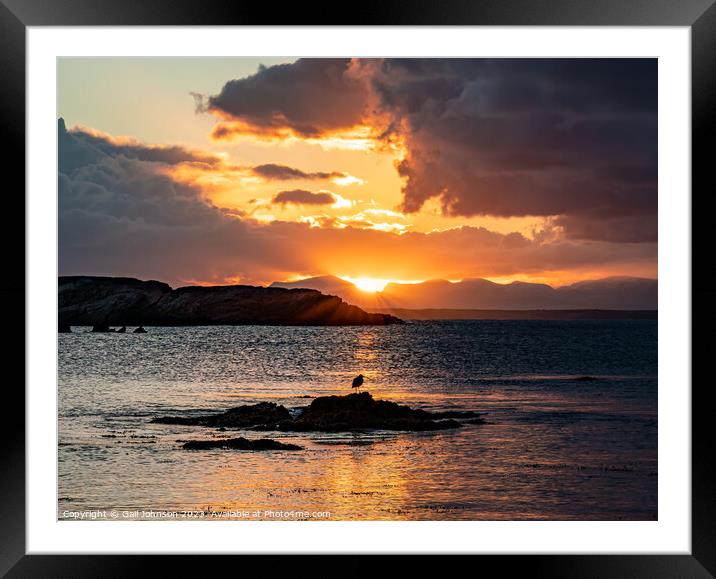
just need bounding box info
[352,329,379,366]
[58,324,658,521]
[173,433,415,520]
[310,438,411,519]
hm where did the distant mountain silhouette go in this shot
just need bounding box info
[270,275,381,308]
[271,276,657,310]
[271,275,354,296]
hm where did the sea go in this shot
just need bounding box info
[58,320,657,521]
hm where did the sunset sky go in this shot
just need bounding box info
[58,58,657,288]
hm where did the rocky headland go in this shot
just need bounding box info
[58,276,402,327]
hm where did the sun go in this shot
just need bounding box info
[343,277,391,293]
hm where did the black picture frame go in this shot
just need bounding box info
[2,0,710,576]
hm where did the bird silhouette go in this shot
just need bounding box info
[351,374,364,392]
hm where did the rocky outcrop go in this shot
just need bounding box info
[59,276,402,327]
[153,393,483,433]
[182,437,302,451]
[153,402,291,428]
[278,392,465,432]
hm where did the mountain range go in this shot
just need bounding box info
[270,276,657,311]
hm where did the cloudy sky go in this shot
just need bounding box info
[58,58,657,288]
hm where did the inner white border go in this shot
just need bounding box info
[27,26,691,554]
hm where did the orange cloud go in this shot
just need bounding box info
[59,118,656,288]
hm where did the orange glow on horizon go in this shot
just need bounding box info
[77,119,655,293]
[339,276,427,293]
[343,277,392,293]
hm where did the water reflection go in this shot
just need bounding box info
[58,321,657,520]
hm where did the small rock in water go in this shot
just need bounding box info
[91,324,114,333]
[133,326,147,333]
[182,437,302,451]
[153,402,291,428]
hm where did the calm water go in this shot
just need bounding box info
[58,320,657,521]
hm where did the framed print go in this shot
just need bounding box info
[3,0,711,576]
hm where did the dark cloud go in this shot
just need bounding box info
[59,120,256,283]
[204,59,368,137]
[367,59,657,243]
[272,189,335,206]
[205,58,657,243]
[59,118,221,175]
[553,213,657,243]
[251,163,345,181]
